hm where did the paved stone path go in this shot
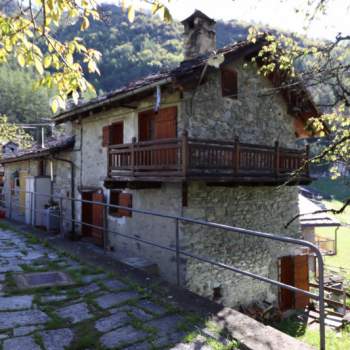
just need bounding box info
[0,225,237,349]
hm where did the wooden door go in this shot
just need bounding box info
[279,256,294,311]
[91,191,104,246]
[279,255,309,311]
[294,255,309,309]
[81,192,93,237]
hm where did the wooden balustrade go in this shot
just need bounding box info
[108,136,309,182]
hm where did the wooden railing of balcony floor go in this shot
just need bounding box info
[108,132,310,181]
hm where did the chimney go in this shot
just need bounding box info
[181,10,216,61]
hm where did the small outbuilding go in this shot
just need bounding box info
[299,194,341,255]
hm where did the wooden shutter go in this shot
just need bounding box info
[118,193,132,217]
[109,122,124,145]
[139,110,154,141]
[279,256,294,311]
[109,190,120,216]
[154,107,177,139]
[139,107,177,141]
[91,191,104,246]
[294,255,309,309]
[102,126,110,147]
[221,68,238,98]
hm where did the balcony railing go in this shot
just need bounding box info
[108,132,310,182]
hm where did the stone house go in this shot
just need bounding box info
[1,11,319,310]
[0,137,75,231]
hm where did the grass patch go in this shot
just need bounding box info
[42,306,67,330]
[273,316,350,350]
[70,321,103,350]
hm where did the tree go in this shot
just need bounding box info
[0,115,33,149]
[0,0,171,112]
[0,63,52,123]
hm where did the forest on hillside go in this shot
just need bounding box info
[0,3,338,124]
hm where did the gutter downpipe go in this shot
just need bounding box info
[51,155,76,239]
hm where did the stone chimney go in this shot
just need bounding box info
[181,10,216,61]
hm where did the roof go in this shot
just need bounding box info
[0,136,75,164]
[53,35,319,125]
[298,194,341,227]
[181,10,216,25]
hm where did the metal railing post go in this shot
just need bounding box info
[59,197,63,234]
[175,218,180,286]
[30,191,34,226]
[315,250,326,350]
[103,202,108,252]
[9,189,13,220]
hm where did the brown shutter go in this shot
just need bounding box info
[279,256,294,311]
[118,193,132,217]
[110,122,124,145]
[139,110,153,141]
[91,191,104,246]
[221,68,238,98]
[294,255,309,309]
[154,107,177,139]
[102,125,110,147]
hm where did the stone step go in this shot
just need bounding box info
[118,256,159,275]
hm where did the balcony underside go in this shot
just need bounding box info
[104,173,312,189]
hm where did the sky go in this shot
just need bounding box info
[107,0,350,41]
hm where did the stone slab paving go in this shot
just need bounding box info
[0,310,49,330]
[57,302,93,324]
[0,295,33,310]
[3,335,41,350]
[0,226,234,350]
[95,291,140,309]
[40,328,74,350]
[100,325,148,349]
[95,311,130,332]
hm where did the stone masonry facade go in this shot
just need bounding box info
[60,60,303,308]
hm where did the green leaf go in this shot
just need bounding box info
[17,54,25,67]
[51,99,59,113]
[127,6,135,22]
[34,58,44,75]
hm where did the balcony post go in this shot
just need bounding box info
[275,140,280,177]
[234,136,240,175]
[131,137,136,177]
[107,146,110,178]
[181,130,189,177]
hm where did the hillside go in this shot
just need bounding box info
[0,3,330,122]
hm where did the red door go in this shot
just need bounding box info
[294,255,310,309]
[91,191,105,246]
[279,256,294,311]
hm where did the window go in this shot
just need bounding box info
[102,122,124,147]
[109,191,132,217]
[221,68,238,99]
[138,107,177,141]
[109,190,120,216]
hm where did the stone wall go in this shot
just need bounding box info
[2,156,72,232]
[181,183,301,307]
[180,60,298,149]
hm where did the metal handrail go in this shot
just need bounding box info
[0,188,326,350]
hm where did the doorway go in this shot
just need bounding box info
[81,190,105,246]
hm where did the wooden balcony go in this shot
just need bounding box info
[106,133,311,186]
